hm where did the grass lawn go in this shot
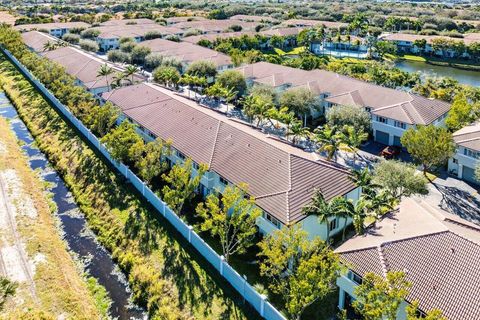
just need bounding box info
[400,54,427,62]
[273,46,306,56]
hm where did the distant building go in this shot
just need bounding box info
[336,197,480,320]
[380,33,480,58]
[281,19,347,29]
[229,14,278,24]
[173,19,259,35]
[139,38,233,72]
[237,62,450,145]
[15,22,90,37]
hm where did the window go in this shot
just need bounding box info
[394,121,406,129]
[376,116,387,124]
[464,148,480,159]
[453,158,458,164]
[365,107,372,113]
[351,272,363,284]
[176,150,185,160]
[328,218,337,231]
[262,212,282,229]
[219,176,229,185]
[192,162,199,170]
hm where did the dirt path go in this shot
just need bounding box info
[0,171,38,301]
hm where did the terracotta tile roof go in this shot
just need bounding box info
[40,46,145,89]
[173,20,259,33]
[336,198,480,320]
[229,15,278,23]
[139,38,232,68]
[93,24,184,40]
[260,27,305,37]
[15,22,90,32]
[0,11,16,26]
[381,32,480,46]
[453,121,480,151]
[99,18,157,26]
[282,19,347,29]
[166,16,208,24]
[102,83,356,224]
[237,62,450,125]
[182,31,257,44]
[21,30,58,52]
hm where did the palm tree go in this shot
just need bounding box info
[112,72,126,88]
[123,65,139,84]
[336,196,371,236]
[222,86,238,114]
[370,190,397,220]
[350,168,379,199]
[42,41,57,52]
[302,189,338,244]
[313,125,348,162]
[97,63,114,90]
[339,125,368,166]
[290,120,310,145]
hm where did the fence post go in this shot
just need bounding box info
[188,225,193,243]
[220,256,225,276]
[260,294,267,317]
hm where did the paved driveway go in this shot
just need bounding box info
[424,173,480,225]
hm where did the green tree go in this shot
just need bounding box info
[216,70,247,98]
[326,104,372,134]
[185,60,217,79]
[313,125,348,161]
[258,226,340,320]
[79,39,99,52]
[131,45,151,65]
[153,66,181,88]
[302,189,343,243]
[86,102,119,137]
[196,184,261,262]
[373,160,428,200]
[353,271,411,320]
[445,93,479,131]
[280,87,318,126]
[101,120,143,163]
[162,158,208,214]
[335,196,371,235]
[0,277,17,311]
[123,65,139,84]
[401,126,455,174]
[339,125,368,164]
[350,168,380,199]
[135,138,172,184]
[96,63,114,89]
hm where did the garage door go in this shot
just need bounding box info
[393,136,402,147]
[462,166,480,185]
[375,130,390,145]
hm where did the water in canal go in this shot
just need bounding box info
[0,92,146,320]
[396,60,480,87]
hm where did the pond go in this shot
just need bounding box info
[0,92,146,320]
[395,60,480,87]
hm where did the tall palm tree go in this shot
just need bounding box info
[337,196,371,236]
[350,168,380,199]
[42,41,57,52]
[97,63,114,90]
[370,190,397,220]
[313,125,348,162]
[302,189,338,244]
[222,86,238,114]
[340,125,368,166]
[290,120,310,145]
[123,64,139,84]
[112,72,126,88]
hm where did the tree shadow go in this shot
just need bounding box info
[433,182,480,224]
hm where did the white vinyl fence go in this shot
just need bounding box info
[2,48,286,320]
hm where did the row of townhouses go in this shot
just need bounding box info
[19,25,480,319]
[236,61,451,147]
[380,32,480,58]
